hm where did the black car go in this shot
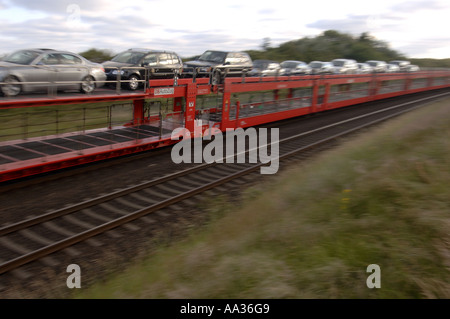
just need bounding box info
[183,50,253,85]
[102,48,183,90]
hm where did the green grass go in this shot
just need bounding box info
[73,97,450,299]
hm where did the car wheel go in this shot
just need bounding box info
[80,76,95,94]
[128,74,140,91]
[1,75,21,96]
[211,71,221,86]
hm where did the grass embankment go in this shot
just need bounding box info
[74,98,450,299]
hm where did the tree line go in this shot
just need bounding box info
[248,30,406,63]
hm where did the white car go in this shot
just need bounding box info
[366,60,388,73]
[389,60,410,72]
[248,60,281,77]
[308,61,334,75]
[357,63,373,74]
[407,65,420,72]
[386,64,401,73]
[331,59,358,74]
[279,60,311,76]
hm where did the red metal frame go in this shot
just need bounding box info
[216,71,450,130]
[0,92,148,109]
[1,72,449,182]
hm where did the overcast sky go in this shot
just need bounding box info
[1,0,449,59]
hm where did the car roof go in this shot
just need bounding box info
[33,48,56,51]
[18,48,59,53]
[203,50,248,54]
[18,48,85,57]
[332,58,356,62]
[125,48,179,55]
[309,61,330,65]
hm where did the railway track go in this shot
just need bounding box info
[0,89,449,295]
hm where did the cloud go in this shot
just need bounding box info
[257,17,284,23]
[306,14,402,34]
[170,32,260,56]
[0,10,165,53]
[389,0,445,13]
[9,0,110,13]
[396,36,450,58]
[0,9,259,58]
[258,8,276,15]
[82,14,159,34]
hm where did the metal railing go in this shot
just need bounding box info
[0,103,134,142]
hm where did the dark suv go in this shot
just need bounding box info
[183,50,253,85]
[103,48,183,90]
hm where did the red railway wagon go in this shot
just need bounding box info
[0,71,449,182]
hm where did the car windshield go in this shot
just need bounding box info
[332,60,345,67]
[367,61,378,66]
[309,62,322,68]
[391,61,409,66]
[111,51,146,64]
[281,62,300,68]
[198,51,227,63]
[3,50,41,65]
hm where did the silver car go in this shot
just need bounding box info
[308,61,334,75]
[279,60,311,76]
[366,60,388,73]
[248,60,281,77]
[0,48,106,96]
[386,64,401,73]
[389,60,410,72]
[407,65,420,72]
[331,59,358,74]
[357,63,373,74]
